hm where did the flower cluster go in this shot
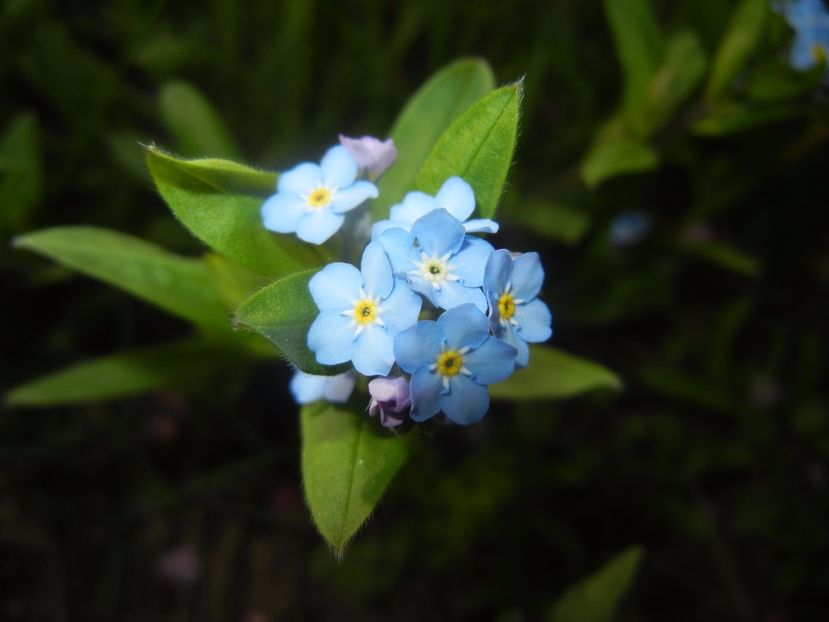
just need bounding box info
[774,0,829,76]
[269,138,552,426]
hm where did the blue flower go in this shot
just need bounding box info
[261,145,378,244]
[378,208,493,313]
[609,211,651,248]
[484,250,553,368]
[372,177,499,238]
[290,371,356,405]
[393,304,517,425]
[307,241,421,376]
[775,0,829,71]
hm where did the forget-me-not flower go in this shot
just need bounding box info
[484,250,553,368]
[290,371,356,405]
[775,0,829,71]
[378,208,494,312]
[307,241,421,376]
[372,177,499,238]
[261,145,378,245]
[393,303,517,425]
[367,376,411,429]
[339,135,397,179]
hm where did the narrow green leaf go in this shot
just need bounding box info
[705,0,768,101]
[580,137,659,188]
[509,199,591,246]
[414,83,522,220]
[0,112,42,235]
[159,80,240,158]
[692,103,800,136]
[301,402,408,555]
[15,226,230,328]
[547,546,644,622]
[372,58,495,219]
[683,239,760,276]
[233,269,347,375]
[5,340,241,407]
[490,346,622,401]
[205,253,270,309]
[147,148,324,277]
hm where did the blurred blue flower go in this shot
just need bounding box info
[307,241,421,376]
[609,211,651,247]
[378,208,493,312]
[775,0,829,72]
[484,250,553,368]
[394,304,517,425]
[290,370,356,405]
[261,145,378,244]
[339,134,397,179]
[372,177,499,238]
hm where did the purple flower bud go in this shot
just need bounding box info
[339,134,397,179]
[367,376,411,429]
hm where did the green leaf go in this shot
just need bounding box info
[205,253,270,309]
[547,546,644,622]
[301,402,408,555]
[683,239,760,276]
[372,58,495,219]
[233,269,347,375]
[0,112,42,235]
[603,0,666,136]
[159,80,241,158]
[490,346,622,401]
[14,226,230,328]
[509,199,591,246]
[6,340,240,407]
[413,82,522,220]
[705,0,768,101]
[580,136,659,188]
[147,148,324,277]
[692,103,800,136]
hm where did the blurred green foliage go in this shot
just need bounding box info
[2,0,829,620]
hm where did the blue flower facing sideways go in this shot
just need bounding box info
[394,303,517,425]
[775,0,829,71]
[307,241,421,377]
[261,145,378,244]
[290,370,356,405]
[484,250,553,368]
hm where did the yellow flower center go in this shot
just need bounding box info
[436,350,463,377]
[307,187,332,209]
[498,292,516,320]
[812,43,828,65]
[353,300,377,325]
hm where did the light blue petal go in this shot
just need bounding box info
[463,336,517,383]
[484,249,512,297]
[309,262,363,310]
[352,325,395,376]
[261,193,305,233]
[437,303,489,350]
[393,321,444,373]
[409,366,442,422]
[510,252,545,301]
[515,298,553,342]
[320,145,358,189]
[360,241,393,299]
[278,162,322,194]
[377,227,417,276]
[380,279,422,334]
[307,311,355,365]
[321,372,356,402]
[792,33,818,69]
[463,218,500,234]
[440,375,489,425]
[389,191,437,226]
[296,209,345,244]
[433,280,488,313]
[498,324,530,368]
[371,219,401,239]
[290,372,325,404]
[411,209,465,257]
[330,180,378,214]
[451,236,494,286]
[435,177,475,222]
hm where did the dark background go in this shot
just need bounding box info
[2,1,828,620]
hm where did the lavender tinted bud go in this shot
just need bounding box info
[339,134,397,179]
[367,376,411,429]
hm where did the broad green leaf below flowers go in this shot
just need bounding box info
[147,148,324,277]
[233,269,348,375]
[490,346,622,400]
[547,546,644,622]
[414,82,522,220]
[372,58,495,220]
[301,402,409,556]
[14,226,229,328]
[5,339,242,407]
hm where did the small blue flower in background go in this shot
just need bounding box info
[609,211,651,248]
[484,250,553,368]
[393,303,517,425]
[307,241,421,376]
[261,145,378,245]
[372,177,499,238]
[378,209,493,312]
[339,135,397,180]
[290,371,356,405]
[774,0,829,72]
